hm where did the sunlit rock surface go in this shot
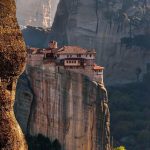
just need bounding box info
[0,0,27,149]
[16,0,59,28]
[15,66,111,150]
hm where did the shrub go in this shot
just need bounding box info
[114,146,126,150]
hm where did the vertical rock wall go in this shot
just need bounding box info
[16,0,59,28]
[49,0,150,85]
[15,65,111,150]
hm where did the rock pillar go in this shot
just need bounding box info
[0,0,27,149]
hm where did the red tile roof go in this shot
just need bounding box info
[28,48,43,54]
[43,48,61,55]
[57,46,96,54]
[93,64,104,70]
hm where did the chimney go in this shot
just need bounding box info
[49,41,58,49]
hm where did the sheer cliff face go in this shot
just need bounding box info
[16,0,59,28]
[15,66,111,150]
[50,0,150,85]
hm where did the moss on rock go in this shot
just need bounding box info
[0,0,27,149]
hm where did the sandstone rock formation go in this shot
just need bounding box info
[0,0,27,149]
[15,65,111,150]
[48,0,150,85]
[16,0,59,28]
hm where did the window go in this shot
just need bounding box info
[90,54,92,57]
[77,54,81,57]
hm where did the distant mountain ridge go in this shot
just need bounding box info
[21,26,50,48]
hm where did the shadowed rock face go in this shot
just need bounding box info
[0,0,27,149]
[49,0,150,85]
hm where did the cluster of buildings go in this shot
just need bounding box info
[27,41,104,83]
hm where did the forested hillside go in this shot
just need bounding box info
[109,73,150,150]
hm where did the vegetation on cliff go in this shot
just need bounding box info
[26,134,61,150]
[121,34,150,49]
[109,73,150,150]
[0,0,27,150]
[114,146,126,150]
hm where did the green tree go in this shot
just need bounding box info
[26,134,62,150]
[52,139,61,150]
[114,146,126,150]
